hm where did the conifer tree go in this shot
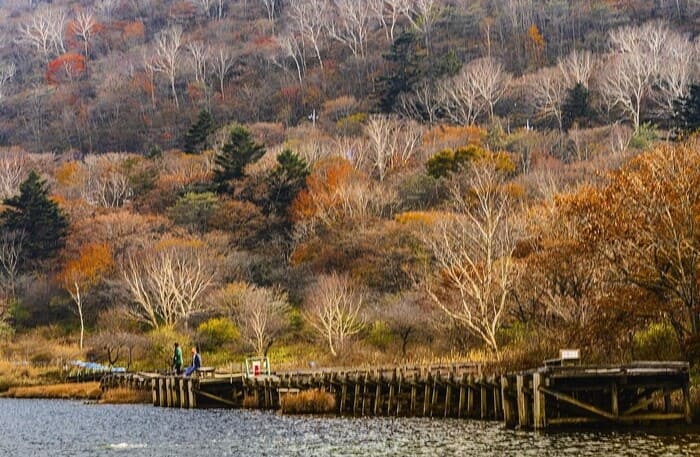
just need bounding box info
[673,84,700,135]
[266,149,309,217]
[561,82,590,131]
[183,110,214,154]
[1,171,68,271]
[213,125,266,191]
[377,32,426,113]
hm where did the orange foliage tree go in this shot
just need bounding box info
[58,243,114,349]
[593,143,700,352]
[46,53,86,84]
[526,24,545,66]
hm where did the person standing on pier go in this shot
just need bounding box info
[172,342,183,374]
[184,346,202,377]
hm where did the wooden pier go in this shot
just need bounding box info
[100,361,692,429]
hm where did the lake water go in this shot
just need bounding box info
[1,399,700,456]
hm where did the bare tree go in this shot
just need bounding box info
[374,291,429,357]
[186,41,211,84]
[364,115,423,181]
[214,0,227,19]
[469,57,510,120]
[0,230,23,301]
[600,51,652,132]
[274,31,306,86]
[369,0,406,42]
[0,62,16,103]
[73,10,97,59]
[528,66,567,130]
[600,22,687,131]
[327,0,372,58]
[141,50,158,108]
[19,5,67,61]
[439,68,482,125]
[424,163,520,360]
[210,45,235,99]
[80,153,134,208]
[230,284,290,356]
[260,0,280,26]
[197,0,215,18]
[402,0,443,51]
[440,57,510,124]
[151,27,183,109]
[95,0,118,20]
[0,149,25,199]
[286,0,328,69]
[305,273,365,357]
[122,244,216,329]
[396,81,441,124]
[654,33,695,118]
[557,49,596,88]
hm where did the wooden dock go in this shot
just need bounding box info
[99,361,692,429]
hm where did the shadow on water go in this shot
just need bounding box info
[2,399,700,457]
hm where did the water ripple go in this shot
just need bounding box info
[1,399,699,457]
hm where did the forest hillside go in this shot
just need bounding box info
[1,0,700,378]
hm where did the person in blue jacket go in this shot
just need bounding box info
[184,346,202,377]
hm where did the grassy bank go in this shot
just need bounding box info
[99,387,152,404]
[2,382,101,400]
[280,390,336,415]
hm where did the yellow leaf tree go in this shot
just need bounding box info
[58,243,113,349]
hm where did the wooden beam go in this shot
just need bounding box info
[194,389,239,408]
[539,386,615,421]
[622,390,667,416]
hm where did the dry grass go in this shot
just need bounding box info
[280,389,336,415]
[242,394,259,409]
[99,387,152,404]
[3,382,101,400]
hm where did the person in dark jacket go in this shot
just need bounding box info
[172,342,183,374]
[184,346,202,377]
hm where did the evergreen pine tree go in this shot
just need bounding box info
[266,149,309,217]
[561,83,590,131]
[1,171,68,271]
[377,32,426,113]
[213,125,266,191]
[673,84,700,135]
[183,110,214,154]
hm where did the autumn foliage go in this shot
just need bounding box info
[46,53,86,84]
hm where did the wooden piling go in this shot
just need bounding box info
[502,375,517,428]
[353,376,361,416]
[151,379,158,406]
[532,372,546,429]
[187,378,196,409]
[340,375,348,415]
[457,373,466,419]
[410,374,418,416]
[467,375,475,418]
[158,377,166,407]
[480,378,488,419]
[683,382,692,425]
[517,374,531,429]
[611,381,619,417]
[362,374,368,416]
[423,373,431,417]
[374,381,382,416]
